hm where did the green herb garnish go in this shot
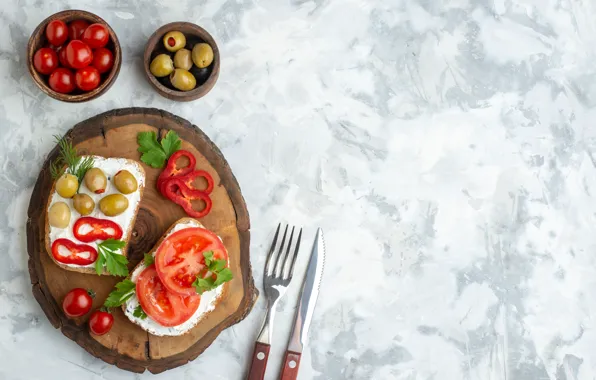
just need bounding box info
[133,305,148,319]
[104,279,135,307]
[95,239,128,276]
[192,251,233,295]
[144,253,154,266]
[137,130,181,168]
[53,135,95,183]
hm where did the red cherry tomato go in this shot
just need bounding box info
[89,310,114,335]
[46,20,68,46]
[33,47,59,75]
[49,68,75,94]
[92,47,114,74]
[65,40,93,69]
[68,19,89,41]
[82,23,109,49]
[51,238,97,265]
[73,217,123,242]
[62,288,93,318]
[137,264,201,326]
[75,66,100,91]
[56,46,70,67]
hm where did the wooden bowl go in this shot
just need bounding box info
[144,22,220,102]
[27,10,122,103]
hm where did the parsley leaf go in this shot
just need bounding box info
[214,268,233,286]
[96,239,128,276]
[210,259,227,272]
[203,251,214,266]
[104,279,135,307]
[144,253,154,266]
[192,251,233,294]
[137,131,181,168]
[133,305,148,319]
[161,131,182,158]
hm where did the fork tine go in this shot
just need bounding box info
[278,226,295,278]
[264,223,281,276]
[286,228,302,280]
[271,225,289,278]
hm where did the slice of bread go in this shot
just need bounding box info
[121,217,228,336]
[45,156,145,275]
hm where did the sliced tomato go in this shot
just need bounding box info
[155,227,227,295]
[136,264,201,327]
[51,238,98,265]
[73,217,123,242]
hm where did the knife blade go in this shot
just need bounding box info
[279,228,325,380]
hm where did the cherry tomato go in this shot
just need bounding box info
[65,40,93,69]
[155,227,228,296]
[68,19,89,41]
[33,47,58,75]
[75,66,100,91]
[51,238,97,265]
[82,23,109,49]
[46,20,68,46]
[92,47,114,74]
[89,310,114,335]
[62,288,94,318]
[49,68,75,94]
[56,46,69,67]
[137,265,201,326]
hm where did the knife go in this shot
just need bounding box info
[279,228,325,380]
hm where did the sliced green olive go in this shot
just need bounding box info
[49,202,71,228]
[114,170,138,194]
[56,173,78,198]
[191,43,213,68]
[84,168,107,194]
[150,54,174,77]
[170,68,196,91]
[163,31,186,52]
[173,48,192,70]
[73,193,95,215]
[99,194,129,216]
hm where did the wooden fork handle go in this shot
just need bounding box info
[279,350,302,380]
[246,342,271,380]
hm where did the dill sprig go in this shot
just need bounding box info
[52,135,95,184]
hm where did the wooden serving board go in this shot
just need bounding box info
[26,108,257,374]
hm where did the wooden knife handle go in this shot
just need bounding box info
[246,342,271,380]
[279,350,302,380]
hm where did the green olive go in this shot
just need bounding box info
[150,54,174,77]
[170,68,196,91]
[191,43,213,68]
[84,168,107,194]
[99,194,129,216]
[73,193,95,215]
[49,202,71,228]
[114,170,138,194]
[163,31,186,52]
[56,173,78,198]
[173,48,192,70]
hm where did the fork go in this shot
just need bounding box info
[246,224,302,380]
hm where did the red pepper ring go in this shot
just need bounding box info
[73,216,123,243]
[157,150,197,192]
[51,238,98,265]
[163,178,212,219]
[179,170,214,195]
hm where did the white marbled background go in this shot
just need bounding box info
[2,0,596,379]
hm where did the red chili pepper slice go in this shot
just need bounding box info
[73,217,123,243]
[163,178,212,219]
[157,150,196,195]
[51,238,98,265]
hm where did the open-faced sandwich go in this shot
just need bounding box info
[102,217,231,336]
[45,137,145,276]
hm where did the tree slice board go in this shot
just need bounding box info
[26,108,257,374]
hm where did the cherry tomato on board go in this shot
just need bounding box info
[82,23,109,49]
[75,66,100,91]
[136,264,201,326]
[33,47,59,75]
[49,68,75,94]
[62,288,94,318]
[92,47,114,74]
[155,227,228,296]
[68,19,89,41]
[46,19,68,46]
[65,40,93,69]
[51,238,98,265]
[88,310,114,335]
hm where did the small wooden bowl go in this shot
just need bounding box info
[144,22,220,102]
[27,10,122,103]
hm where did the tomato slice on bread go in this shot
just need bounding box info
[73,217,123,242]
[52,238,98,265]
[155,227,228,296]
[136,264,201,326]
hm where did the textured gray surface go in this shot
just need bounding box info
[1,0,595,379]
